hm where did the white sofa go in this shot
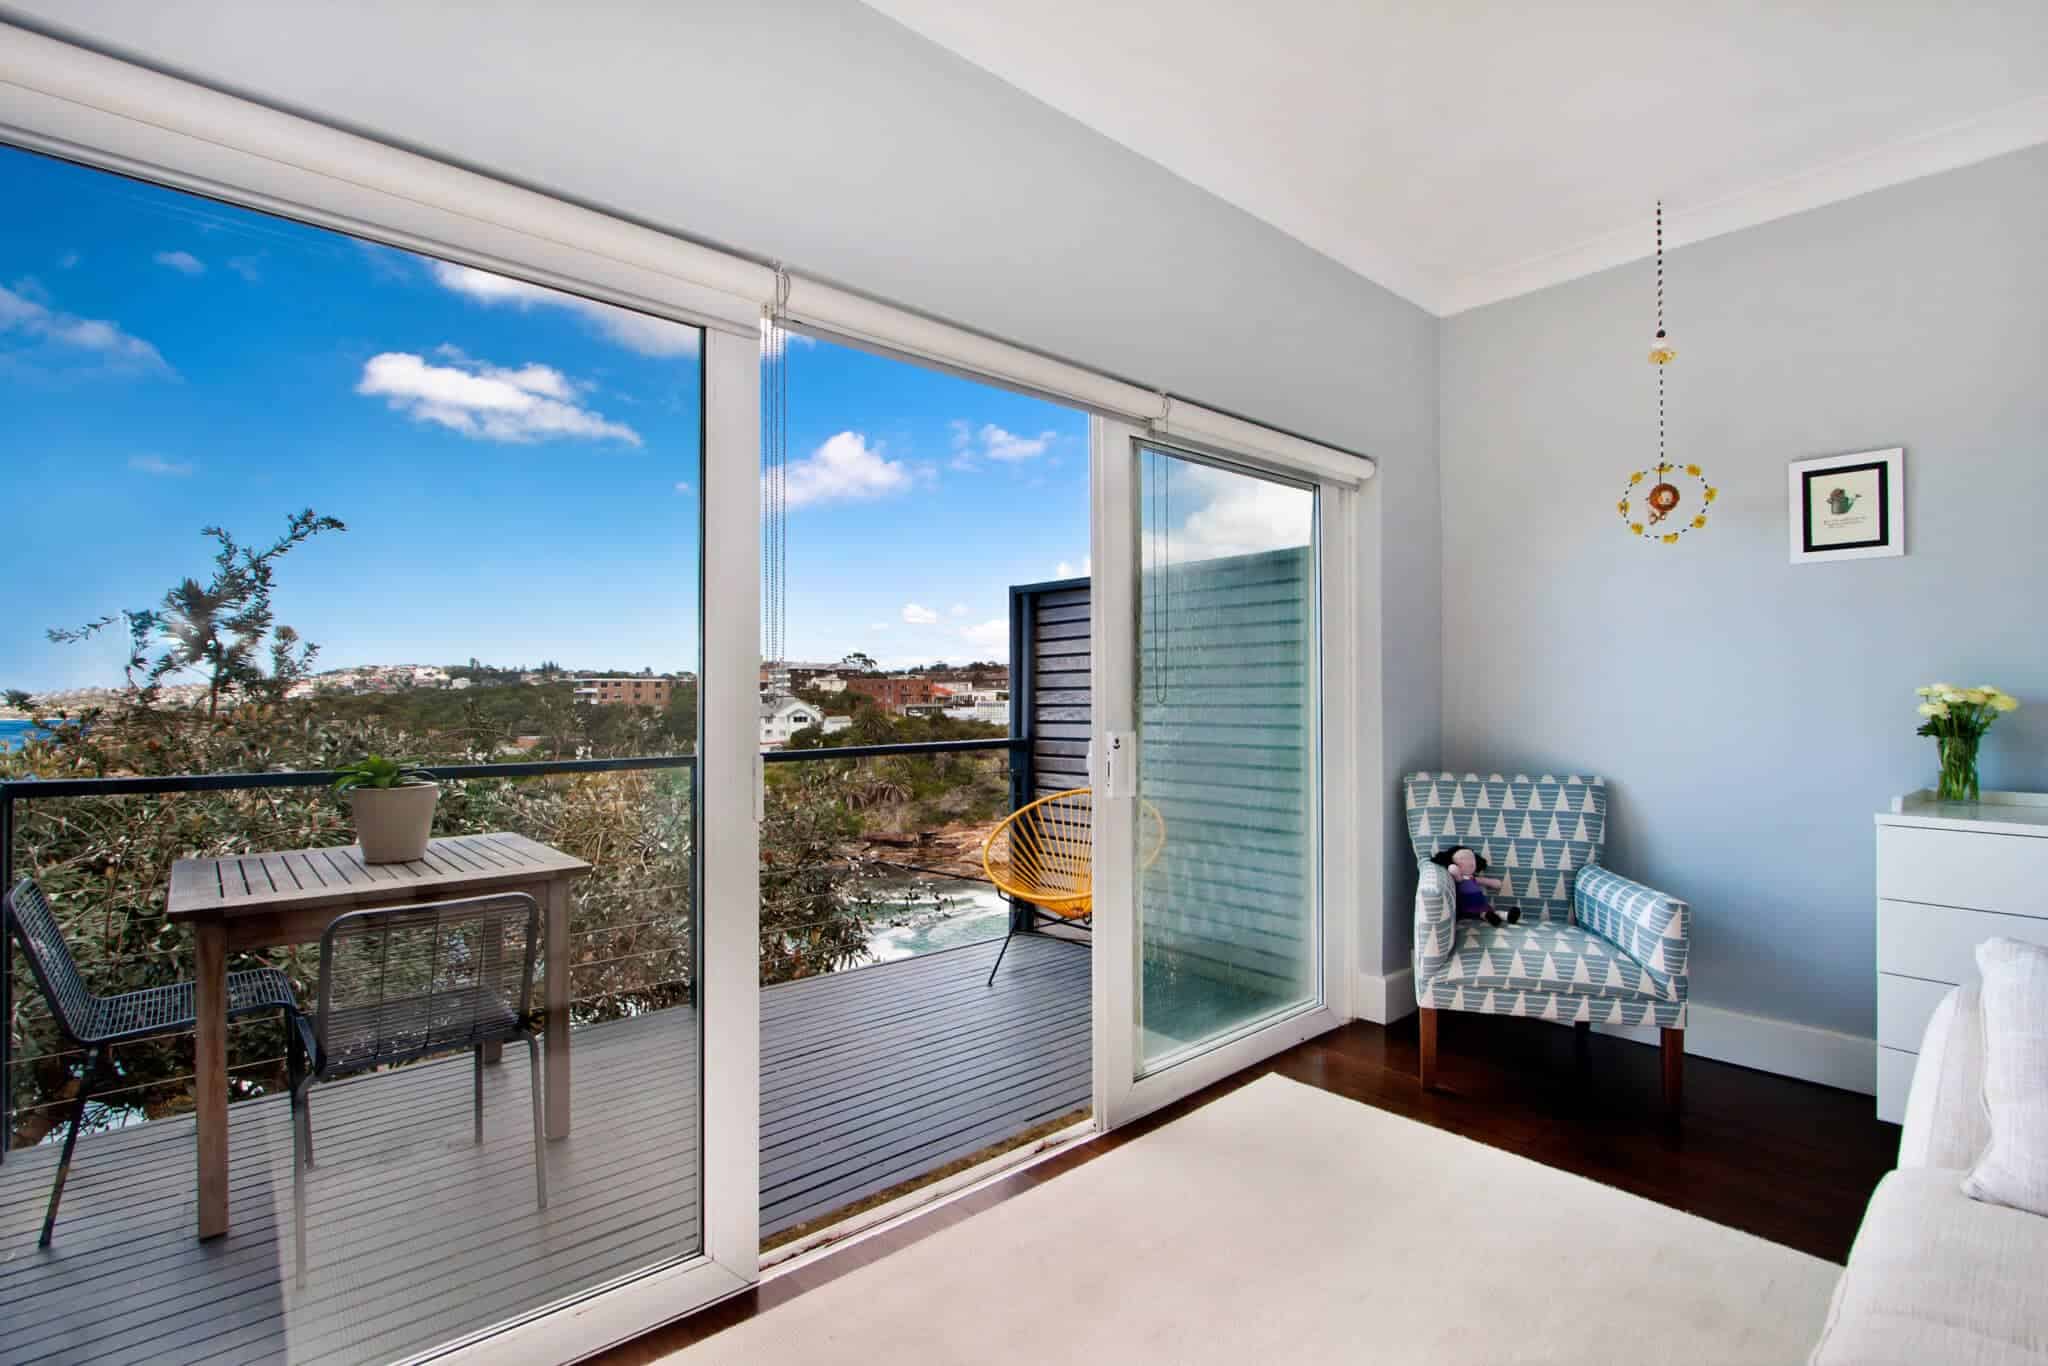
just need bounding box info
[1810,985,2048,1365]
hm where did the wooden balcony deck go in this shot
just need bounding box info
[0,933,1089,1365]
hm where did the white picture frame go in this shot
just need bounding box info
[1789,447,1904,563]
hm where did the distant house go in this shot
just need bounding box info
[804,672,846,694]
[759,695,824,747]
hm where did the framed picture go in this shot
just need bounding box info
[1789,447,1904,563]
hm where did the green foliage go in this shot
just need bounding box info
[329,754,435,792]
[3,689,32,711]
[50,509,345,718]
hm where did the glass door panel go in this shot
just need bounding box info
[1134,445,1321,1071]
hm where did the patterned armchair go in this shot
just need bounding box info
[1406,772,1691,1110]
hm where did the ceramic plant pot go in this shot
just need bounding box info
[348,783,439,863]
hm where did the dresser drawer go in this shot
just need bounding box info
[1877,972,1953,1052]
[1877,825,2048,913]
[1876,1046,1916,1126]
[1878,899,2048,982]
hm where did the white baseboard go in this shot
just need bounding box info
[1592,1003,1876,1096]
[1355,968,1415,1024]
[1352,971,1876,1096]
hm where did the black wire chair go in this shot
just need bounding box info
[289,892,547,1283]
[3,877,301,1247]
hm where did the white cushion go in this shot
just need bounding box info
[1810,1167,2048,1365]
[1899,984,1991,1171]
[1964,938,2048,1218]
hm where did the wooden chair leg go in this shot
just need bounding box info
[1418,1007,1438,1091]
[1661,1027,1684,1115]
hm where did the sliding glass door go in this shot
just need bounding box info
[1092,423,1350,1126]
[0,139,761,1363]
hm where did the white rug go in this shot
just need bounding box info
[673,1075,1839,1364]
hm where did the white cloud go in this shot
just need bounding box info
[430,344,577,399]
[784,431,912,507]
[869,622,891,633]
[949,603,968,618]
[1145,465,1313,564]
[900,602,939,625]
[153,250,205,276]
[953,421,1057,470]
[0,282,169,374]
[1055,556,1091,579]
[960,618,1009,658]
[356,350,641,445]
[430,263,549,305]
[226,255,262,283]
[984,424,1056,462]
[57,251,79,270]
[128,454,193,477]
[429,261,699,357]
[674,481,693,496]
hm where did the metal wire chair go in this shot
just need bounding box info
[289,892,547,1283]
[981,789,1166,983]
[4,877,301,1247]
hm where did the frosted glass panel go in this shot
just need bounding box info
[1135,446,1319,1070]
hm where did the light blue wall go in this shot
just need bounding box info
[1439,145,2048,1038]
[0,0,1440,979]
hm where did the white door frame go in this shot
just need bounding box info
[1090,418,1359,1130]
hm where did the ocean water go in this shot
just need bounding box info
[856,875,1010,962]
[0,717,41,752]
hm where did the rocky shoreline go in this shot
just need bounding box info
[854,818,1000,881]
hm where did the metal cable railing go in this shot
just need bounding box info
[0,734,1023,1158]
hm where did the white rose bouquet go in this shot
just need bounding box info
[1914,683,2020,802]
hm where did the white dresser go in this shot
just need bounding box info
[1874,789,2048,1123]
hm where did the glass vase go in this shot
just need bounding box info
[1936,733,1981,803]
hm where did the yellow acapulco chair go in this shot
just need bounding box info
[982,788,1164,984]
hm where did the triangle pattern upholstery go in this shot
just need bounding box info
[1406,771,1687,1031]
[1404,771,1606,925]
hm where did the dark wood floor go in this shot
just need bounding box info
[602,1009,1899,1364]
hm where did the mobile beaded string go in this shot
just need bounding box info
[1617,201,1715,544]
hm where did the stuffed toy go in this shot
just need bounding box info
[1429,846,1516,927]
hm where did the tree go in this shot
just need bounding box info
[51,508,345,716]
[3,688,32,710]
[839,651,878,673]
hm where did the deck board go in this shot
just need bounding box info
[0,934,1088,1364]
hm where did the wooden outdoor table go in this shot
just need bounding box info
[166,832,590,1240]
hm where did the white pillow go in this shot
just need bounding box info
[1964,937,2048,1217]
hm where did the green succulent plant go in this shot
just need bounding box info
[330,754,437,793]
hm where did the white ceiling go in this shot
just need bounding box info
[862,0,2048,315]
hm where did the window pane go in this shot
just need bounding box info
[1135,446,1320,1069]
[0,143,703,1360]
[756,330,1092,1242]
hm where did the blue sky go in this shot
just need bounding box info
[0,143,1089,692]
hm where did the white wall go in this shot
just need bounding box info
[0,0,1440,989]
[1440,146,2048,1044]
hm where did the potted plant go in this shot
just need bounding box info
[332,755,440,863]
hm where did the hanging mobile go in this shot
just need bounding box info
[1617,201,1715,545]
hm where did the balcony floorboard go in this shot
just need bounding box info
[0,933,1088,1364]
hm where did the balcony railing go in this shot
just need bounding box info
[0,735,1023,1160]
